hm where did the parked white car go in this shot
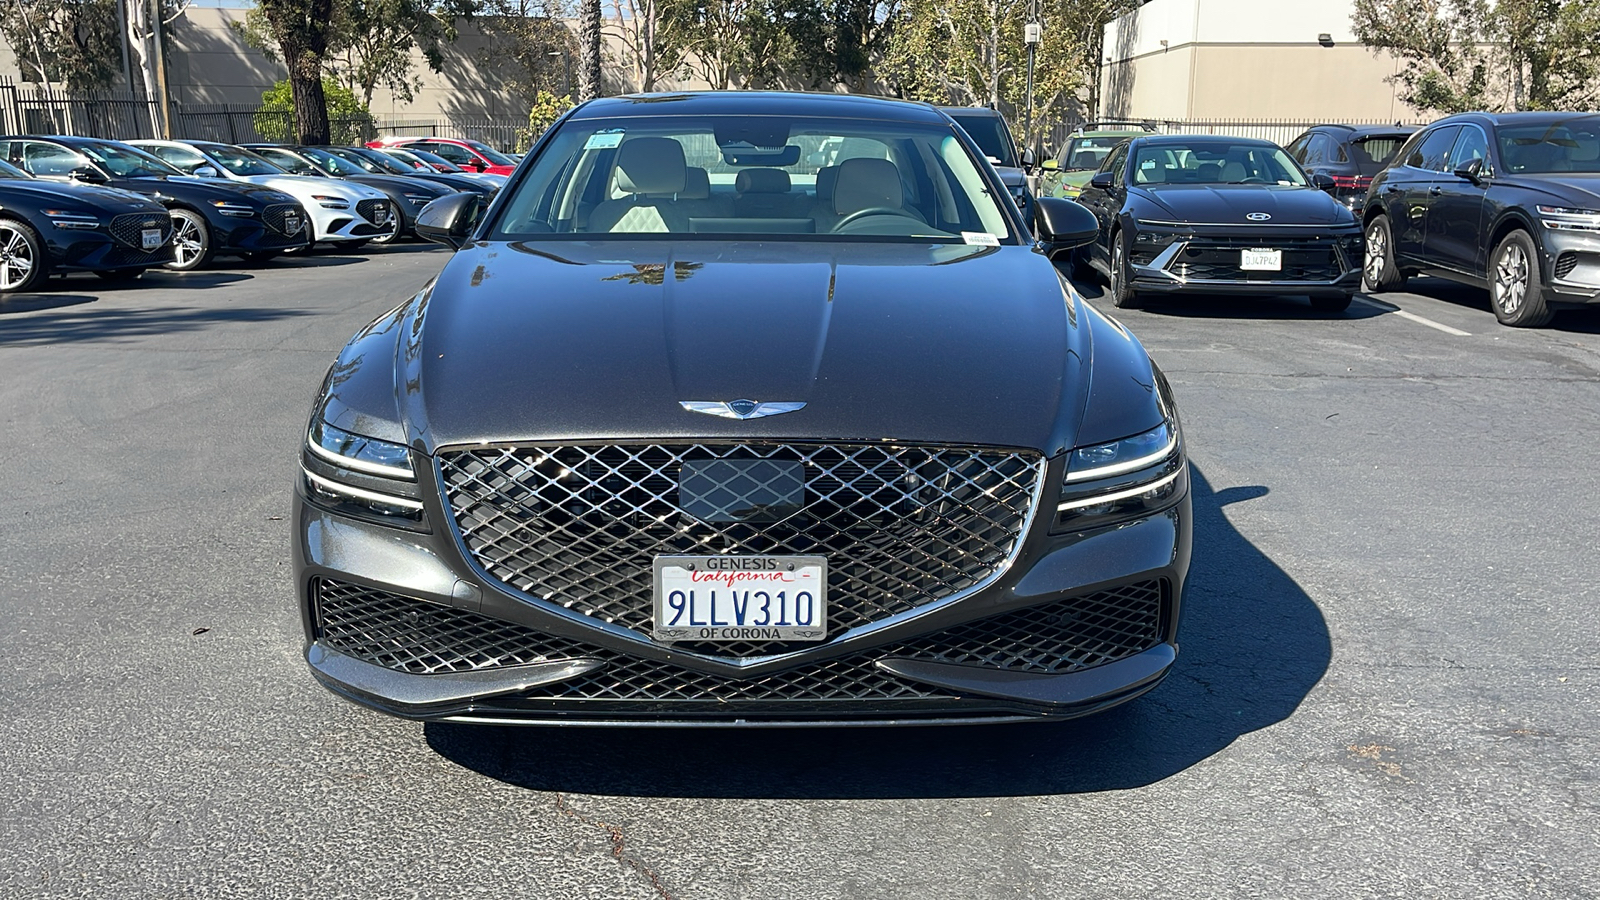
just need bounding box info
[130,140,396,248]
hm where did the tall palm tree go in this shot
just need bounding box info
[578,0,601,101]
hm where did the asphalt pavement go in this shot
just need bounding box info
[1,247,1597,899]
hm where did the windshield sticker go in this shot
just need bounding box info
[962,231,1000,246]
[584,130,625,150]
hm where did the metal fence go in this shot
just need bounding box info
[1045,116,1435,156]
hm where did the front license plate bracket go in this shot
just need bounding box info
[652,555,828,642]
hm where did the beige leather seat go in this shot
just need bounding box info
[814,157,922,230]
[587,137,691,233]
[734,168,807,218]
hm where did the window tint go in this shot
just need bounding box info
[148,144,207,173]
[1497,118,1600,173]
[1404,126,1461,171]
[1310,133,1339,165]
[1106,144,1129,185]
[23,141,87,177]
[1285,134,1311,162]
[421,142,472,165]
[1447,126,1490,173]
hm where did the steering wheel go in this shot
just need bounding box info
[832,207,911,231]
[1238,176,1268,184]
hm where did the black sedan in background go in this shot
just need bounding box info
[293,91,1190,727]
[244,144,453,243]
[0,136,309,269]
[1075,134,1364,311]
[314,145,498,198]
[1361,112,1600,327]
[0,157,172,292]
[1286,124,1416,211]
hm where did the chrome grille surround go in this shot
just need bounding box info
[261,203,304,235]
[435,443,1045,658]
[310,578,1165,708]
[108,213,172,249]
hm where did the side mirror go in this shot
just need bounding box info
[192,165,221,178]
[1089,171,1115,190]
[1311,172,1336,191]
[1040,159,1059,171]
[69,166,107,184]
[414,191,482,249]
[1454,158,1485,183]
[1020,147,1037,171]
[1034,197,1100,260]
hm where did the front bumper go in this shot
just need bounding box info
[1541,229,1600,306]
[213,206,312,255]
[1130,226,1363,297]
[292,453,1192,727]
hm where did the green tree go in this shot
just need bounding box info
[255,77,375,144]
[472,0,576,103]
[254,0,338,144]
[1352,0,1600,112]
[0,0,123,90]
[519,88,574,148]
[326,0,477,107]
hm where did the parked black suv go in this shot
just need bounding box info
[940,106,1034,225]
[1286,124,1415,210]
[1361,112,1600,327]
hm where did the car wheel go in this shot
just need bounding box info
[1310,293,1354,313]
[0,217,48,293]
[165,209,215,271]
[368,213,404,245]
[1362,216,1405,293]
[93,268,146,282]
[1109,230,1142,309]
[1489,229,1554,327]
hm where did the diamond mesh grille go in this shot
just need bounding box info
[436,443,1043,655]
[261,203,303,235]
[310,578,1165,705]
[108,213,171,249]
[356,199,390,225]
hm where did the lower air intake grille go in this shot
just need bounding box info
[1555,251,1579,279]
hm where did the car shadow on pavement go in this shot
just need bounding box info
[113,271,254,290]
[1390,276,1600,333]
[1072,275,1384,322]
[0,303,312,346]
[425,465,1332,798]
[0,292,98,315]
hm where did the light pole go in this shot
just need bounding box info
[1024,4,1040,155]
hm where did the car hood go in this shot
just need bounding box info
[1506,173,1600,205]
[343,173,451,196]
[0,179,162,213]
[1135,184,1355,226]
[238,173,385,201]
[396,241,1090,454]
[113,175,287,203]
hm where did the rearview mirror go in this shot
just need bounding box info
[1034,197,1100,259]
[414,191,482,249]
[1089,171,1115,190]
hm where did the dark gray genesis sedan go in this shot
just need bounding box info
[293,91,1193,726]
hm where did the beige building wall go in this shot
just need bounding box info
[1100,0,1426,124]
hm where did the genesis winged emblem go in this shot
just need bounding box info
[680,399,807,420]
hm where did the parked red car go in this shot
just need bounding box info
[366,137,517,176]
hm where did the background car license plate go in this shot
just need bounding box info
[141,228,162,250]
[652,555,827,642]
[1241,248,1282,271]
[285,214,303,233]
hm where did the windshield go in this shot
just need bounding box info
[300,147,365,177]
[350,148,419,175]
[0,158,29,179]
[946,113,1016,167]
[464,141,515,166]
[79,142,182,178]
[254,148,321,176]
[1497,120,1600,173]
[491,113,1017,243]
[1349,135,1410,176]
[400,148,462,171]
[208,145,285,176]
[1060,135,1129,171]
[1130,141,1308,186]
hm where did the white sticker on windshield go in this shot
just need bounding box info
[585,130,625,150]
[962,231,1000,246]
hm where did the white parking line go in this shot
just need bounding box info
[1353,297,1472,336]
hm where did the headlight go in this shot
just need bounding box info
[312,194,350,209]
[1537,205,1600,232]
[211,200,257,217]
[402,192,436,206]
[43,209,101,230]
[1133,229,1181,247]
[300,419,426,528]
[1054,420,1185,532]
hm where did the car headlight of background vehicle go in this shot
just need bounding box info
[43,209,102,230]
[312,194,350,210]
[300,418,427,529]
[211,200,258,217]
[1053,419,1186,532]
[1537,205,1600,232]
[1130,226,1188,264]
[403,191,438,207]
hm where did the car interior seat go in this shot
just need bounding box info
[734,168,806,217]
[587,137,691,232]
[814,157,923,230]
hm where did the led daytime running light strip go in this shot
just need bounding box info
[306,429,415,479]
[302,468,423,511]
[1063,432,1179,482]
[1057,467,1182,513]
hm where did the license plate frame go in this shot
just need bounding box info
[141,228,162,250]
[1240,248,1282,271]
[284,213,303,234]
[652,555,827,642]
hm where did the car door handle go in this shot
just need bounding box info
[1385,185,1402,193]
[1429,186,1443,196]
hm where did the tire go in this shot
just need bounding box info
[1362,216,1405,293]
[165,208,215,271]
[1108,229,1143,309]
[94,268,146,282]
[0,216,48,293]
[1488,229,1554,327]
[1310,293,1354,313]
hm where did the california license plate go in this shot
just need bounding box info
[1241,248,1282,271]
[652,555,827,642]
[141,228,162,250]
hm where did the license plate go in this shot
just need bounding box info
[373,206,390,224]
[652,555,827,642]
[141,228,162,250]
[284,214,303,233]
[1241,248,1282,271]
